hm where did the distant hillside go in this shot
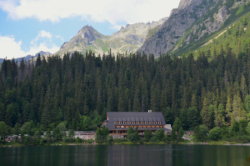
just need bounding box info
[190,11,250,59]
[55,18,168,56]
[0,51,51,64]
[139,0,250,58]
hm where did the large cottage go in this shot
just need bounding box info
[101,111,172,139]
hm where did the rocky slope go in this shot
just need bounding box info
[139,0,250,57]
[55,18,168,56]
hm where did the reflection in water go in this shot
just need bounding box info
[107,145,172,166]
[0,145,250,166]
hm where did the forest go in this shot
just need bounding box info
[1,45,250,141]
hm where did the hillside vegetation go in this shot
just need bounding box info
[191,8,250,59]
[175,0,250,55]
[1,45,250,143]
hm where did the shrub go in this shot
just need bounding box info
[106,135,113,143]
[209,127,222,141]
[75,137,83,143]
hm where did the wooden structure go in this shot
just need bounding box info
[101,111,172,138]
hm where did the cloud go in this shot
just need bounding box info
[110,24,125,31]
[55,35,64,42]
[0,0,180,25]
[0,35,26,59]
[0,35,60,59]
[31,30,52,45]
[27,43,60,56]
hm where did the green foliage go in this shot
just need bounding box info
[173,117,182,131]
[96,126,109,142]
[69,129,74,139]
[127,127,135,142]
[178,127,184,141]
[0,121,9,140]
[1,40,250,143]
[53,127,62,141]
[144,130,152,142]
[134,127,139,141]
[208,127,222,141]
[13,123,20,135]
[45,129,51,140]
[155,129,164,141]
[194,126,202,141]
[171,127,177,141]
[187,107,199,130]
[244,95,250,112]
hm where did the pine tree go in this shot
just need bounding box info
[133,89,141,111]
[41,87,52,127]
[226,95,232,125]
[191,93,197,109]
[202,97,210,129]
[240,74,247,100]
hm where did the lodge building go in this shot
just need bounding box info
[101,111,172,139]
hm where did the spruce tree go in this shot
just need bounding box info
[202,97,210,129]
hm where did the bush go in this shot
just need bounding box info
[155,129,164,142]
[199,125,209,141]
[106,135,113,143]
[209,127,222,141]
[75,137,82,143]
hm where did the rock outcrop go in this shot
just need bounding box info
[139,0,206,56]
[55,18,168,56]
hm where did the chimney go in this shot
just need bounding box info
[148,110,152,113]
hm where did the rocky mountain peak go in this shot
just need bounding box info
[78,25,94,33]
[178,0,195,10]
[75,25,103,44]
[55,17,168,56]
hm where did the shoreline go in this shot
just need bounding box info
[1,141,250,148]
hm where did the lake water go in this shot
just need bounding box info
[1,145,250,166]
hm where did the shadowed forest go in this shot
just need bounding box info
[1,46,250,142]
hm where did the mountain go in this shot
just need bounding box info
[0,51,51,64]
[55,18,168,56]
[190,9,250,59]
[139,0,250,57]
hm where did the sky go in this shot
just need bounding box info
[0,0,180,59]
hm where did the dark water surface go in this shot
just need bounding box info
[1,145,250,166]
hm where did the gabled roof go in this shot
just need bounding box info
[105,112,166,130]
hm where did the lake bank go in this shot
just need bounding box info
[2,140,250,148]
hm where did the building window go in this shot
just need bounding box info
[141,122,144,124]
[137,122,139,124]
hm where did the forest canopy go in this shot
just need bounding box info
[0,47,250,132]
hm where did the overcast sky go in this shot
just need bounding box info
[0,0,180,59]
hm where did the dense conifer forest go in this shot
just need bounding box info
[1,46,250,137]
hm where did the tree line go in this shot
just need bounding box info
[0,46,250,134]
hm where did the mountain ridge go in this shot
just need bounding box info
[140,0,250,57]
[55,17,168,56]
[0,51,51,64]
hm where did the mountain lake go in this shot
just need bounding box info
[1,145,250,166]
